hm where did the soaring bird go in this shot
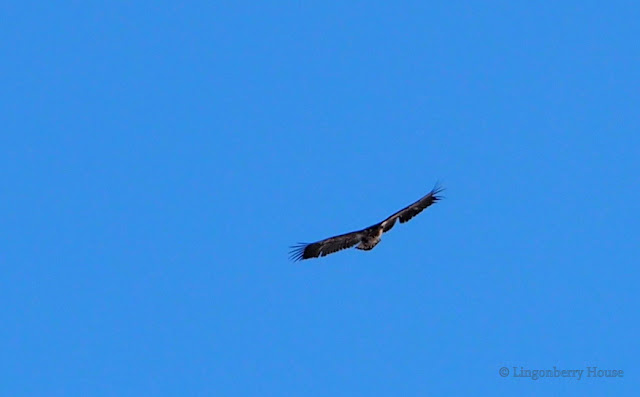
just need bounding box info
[289,184,443,261]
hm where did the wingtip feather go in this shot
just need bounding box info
[288,243,309,262]
[431,182,445,200]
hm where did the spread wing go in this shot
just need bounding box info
[289,229,365,261]
[379,184,444,233]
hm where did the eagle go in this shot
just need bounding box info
[289,184,443,261]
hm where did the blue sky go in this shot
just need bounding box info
[2,1,639,396]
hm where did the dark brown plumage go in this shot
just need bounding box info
[289,184,444,261]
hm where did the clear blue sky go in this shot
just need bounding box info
[2,2,638,396]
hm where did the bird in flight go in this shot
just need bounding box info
[289,184,444,261]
